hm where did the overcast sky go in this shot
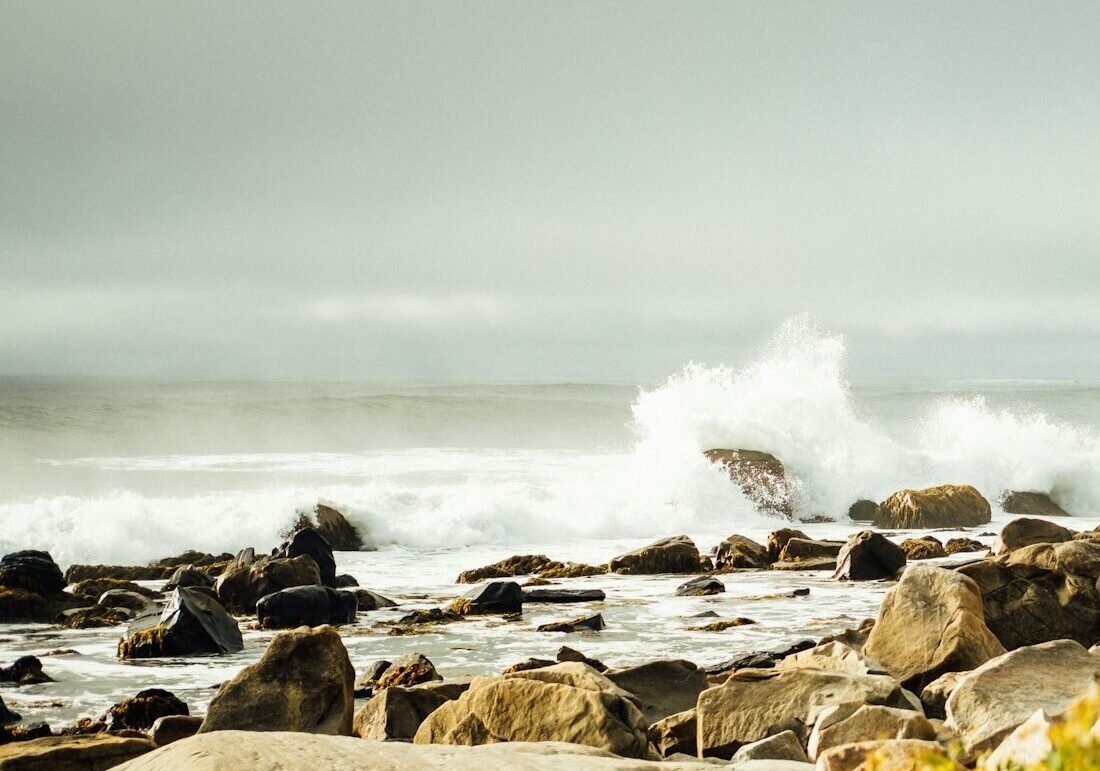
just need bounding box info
[2,1,1098,379]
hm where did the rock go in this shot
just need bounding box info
[691,617,756,631]
[0,656,52,686]
[0,734,155,770]
[215,554,322,613]
[704,449,794,517]
[273,528,337,588]
[522,588,606,603]
[200,625,353,735]
[675,576,724,596]
[334,574,358,587]
[767,529,809,562]
[833,531,906,581]
[875,484,992,529]
[353,588,396,610]
[164,565,213,591]
[149,714,202,747]
[538,613,605,633]
[848,499,879,522]
[706,639,816,675]
[957,540,1100,649]
[605,660,708,724]
[457,555,557,583]
[68,578,159,602]
[450,581,523,615]
[152,550,231,569]
[732,730,809,763]
[713,535,771,570]
[64,564,173,582]
[648,709,697,757]
[900,536,947,560]
[313,504,365,551]
[945,639,1100,753]
[807,704,936,760]
[608,536,700,575]
[256,586,357,629]
[98,589,153,611]
[944,537,986,554]
[353,685,450,741]
[105,689,188,732]
[695,668,913,758]
[538,562,607,579]
[0,694,19,725]
[980,709,1052,770]
[353,660,392,696]
[0,550,65,596]
[59,604,133,629]
[377,653,441,688]
[1001,490,1071,517]
[864,565,1005,691]
[106,732,720,770]
[414,663,649,758]
[503,658,555,674]
[771,557,837,571]
[779,538,844,562]
[557,646,607,672]
[815,739,957,771]
[992,517,1074,555]
[778,641,882,675]
[919,671,963,720]
[117,587,243,659]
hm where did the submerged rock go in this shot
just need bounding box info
[0,655,52,686]
[875,484,991,528]
[457,554,557,583]
[833,530,906,581]
[1000,490,1071,517]
[674,576,724,596]
[200,625,354,735]
[450,581,524,615]
[608,536,700,575]
[537,613,605,633]
[522,588,606,603]
[704,449,794,518]
[118,587,243,659]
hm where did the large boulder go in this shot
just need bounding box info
[777,641,881,675]
[273,528,337,588]
[0,550,65,596]
[164,565,213,591]
[215,553,322,613]
[105,689,188,732]
[314,504,365,551]
[816,739,959,771]
[256,586,357,629]
[875,484,991,528]
[118,588,243,659]
[695,667,914,759]
[413,663,649,758]
[807,704,936,760]
[648,709,697,758]
[732,730,809,763]
[0,655,52,686]
[608,536,700,575]
[991,517,1074,555]
[604,660,708,724]
[353,684,452,741]
[1001,490,1071,517]
[704,449,794,517]
[945,639,1100,754]
[522,588,606,603]
[848,499,879,521]
[767,529,809,562]
[200,625,354,735]
[833,531,906,581]
[0,734,155,770]
[450,581,523,615]
[957,540,1100,649]
[713,535,771,570]
[864,565,1005,691]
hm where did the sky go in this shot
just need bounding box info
[2,1,1099,379]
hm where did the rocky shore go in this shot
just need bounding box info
[1,473,1098,770]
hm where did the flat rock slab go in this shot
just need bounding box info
[522,588,606,603]
[0,733,154,771]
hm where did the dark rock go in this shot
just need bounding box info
[274,527,337,588]
[149,714,202,746]
[834,530,906,580]
[68,579,159,602]
[0,656,52,686]
[0,694,20,725]
[1001,491,1071,517]
[396,607,461,626]
[848,499,879,521]
[164,565,213,591]
[945,537,987,554]
[354,588,397,611]
[900,536,947,560]
[875,484,992,528]
[353,659,392,697]
[608,536,700,575]
[58,604,133,629]
[152,550,232,569]
[675,576,725,596]
[713,535,771,570]
[215,553,321,613]
[7,721,51,741]
[704,449,794,517]
[0,551,65,596]
[556,646,607,672]
[538,562,606,579]
[537,613,605,632]
[705,639,815,675]
[450,581,523,615]
[992,517,1074,555]
[64,564,173,583]
[353,683,452,741]
[522,588,606,603]
[606,659,708,723]
[334,574,359,588]
[117,587,243,659]
[314,504,365,551]
[766,528,809,562]
[502,657,556,674]
[105,688,188,732]
[256,585,357,629]
[377,652,441,688]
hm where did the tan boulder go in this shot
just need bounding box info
[863,565,1004,691]
[731,730,808,763]
[778,641,882,675]
[899,536,946,560]
[945,639,1100,753]
[875,484,991,529]
[647,709,697,758]
[807,704,935,760]
[713,535,771,569]
[0,734,154,770]
[695,667,913,759]
[919,671,963,720]
[815,739,958,770]
[767,528,810,561]
[992,517,1074,555]
[199,625,354,735]
[704,449,794,517]
[608,536,700,575]
[979,709,1052,770]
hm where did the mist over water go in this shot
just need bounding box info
[1,319,1098,565]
